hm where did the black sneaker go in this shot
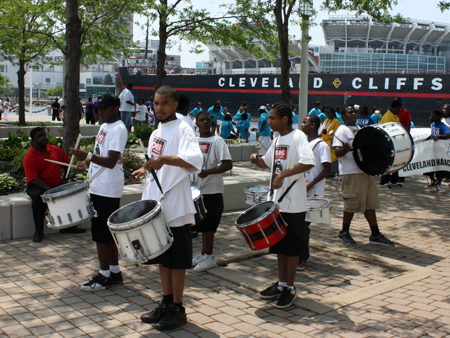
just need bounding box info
[111,271,123,285]
[260,282,283,299]
[275,287,297,309]
[369,234,394,246]
[338,230,356,245]
[80,273,113,291]
[141,300,168,324]
[32,231,44,242]
[297,260,306,271]
[152,303,187,331]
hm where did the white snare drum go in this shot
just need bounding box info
[42,182,95,229]
[192,186,207,226]
[353,122,414,175]
[244,185,269,205]
[306,198,332,224]
[108,200,173,263]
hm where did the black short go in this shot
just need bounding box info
[91,194,121,244]
[269,212,307,257]
[197,194,223,233]
[144,224,192,269]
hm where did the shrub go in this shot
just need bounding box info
[0,173,18,192]
[11,148,29,175]
[133,124,154,143]
[122,150,143,172]
[127,134,140,148]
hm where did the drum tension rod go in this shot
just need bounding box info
[270,214,285,235]
[241,227,255,249]
[257,221,270,245]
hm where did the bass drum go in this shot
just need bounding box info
[352,122,414,176]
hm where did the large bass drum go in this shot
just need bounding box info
[352,122,414,175]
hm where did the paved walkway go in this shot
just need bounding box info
[1,175,450,338]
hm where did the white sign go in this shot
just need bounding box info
[399,139,450,177]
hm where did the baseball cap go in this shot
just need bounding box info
[259,105,266,110]
[94,94,120,109]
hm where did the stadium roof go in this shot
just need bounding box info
[322,16,450,53]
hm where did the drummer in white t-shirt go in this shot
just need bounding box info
[299,115,332,270]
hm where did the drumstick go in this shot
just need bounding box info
[257,138,268,151]
[66,134,82,179]
[45,159,73,167]
[121,168,135,178]
[138,139,164,195]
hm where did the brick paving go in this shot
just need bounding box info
[1,175,450,337]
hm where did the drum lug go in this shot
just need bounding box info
[241,227,255,249]
[89,203,98,218]
[78,209,83,219]
[67,213,72,223]
[270,213,284,235]
[320,208,323,218]
[57,216,62,225]
[132,240,147,261]
[279,213,288,227]
[257,221,270,245]
[45,212,54,228]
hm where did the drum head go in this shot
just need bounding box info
[191,186,201,200]
[42,181,87,201]
[353,127,394,175]
[236,201,274,225]
[245,185,269,194]
[109,200,158,225]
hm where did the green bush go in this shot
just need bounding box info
[122,150,143,172]
[0,146,14,161]
[0,173,18,192]
[127,134,140,148]
[133,124,154,143]
[11,148,29,175]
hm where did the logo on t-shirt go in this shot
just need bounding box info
[275,146,288,160]
[151,137,166,156]
[199,142,211,154]
[97,129,107,145]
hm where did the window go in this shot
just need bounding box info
[93,77,103,85]
[45,78,51,83]
[0,65,5,72]
[86,78,91,85]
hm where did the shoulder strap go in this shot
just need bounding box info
[310,138,324,151]
[269,136,279,198]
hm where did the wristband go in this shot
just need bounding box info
[86,152,93,162]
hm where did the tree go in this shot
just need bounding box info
[45,85,63,97]
[103,73,114,85]
[140,0,246,89]
[51,0,139,153]
[0,0,56,125]
[0,74,13,95]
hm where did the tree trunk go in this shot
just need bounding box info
[274,0,291,104]
[63,0,82,155]
[17,58,26,126]
[155,1,168,90]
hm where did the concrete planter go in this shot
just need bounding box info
[0,125,100,139]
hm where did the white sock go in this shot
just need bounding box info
[99,269,111,277]
[205,254,214,259]
[287,285,295,290]
[278,281,287,287]
[110,265,120,274]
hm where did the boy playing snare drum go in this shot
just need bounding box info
[192,111,232,272]
[250,102,315,309]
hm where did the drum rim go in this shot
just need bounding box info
[108,200,162,231]
[235,201,277,228]
[244,185,270,194]
[191,186,201,200]
[307,198,331,210]
[42,181,88,202]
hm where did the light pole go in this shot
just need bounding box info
[299,1,313,120]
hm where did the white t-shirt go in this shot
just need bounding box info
[263,130,315,213]
[305,139,331,197]
[193,135,232,195]
[332,125,363,175]
[3,100,10,113]
[134,104,147,121]
[176,113,195,133]
[58,98,63,108]
[119,88,134,112]
[90,120,128,198]
[142,119,203,227]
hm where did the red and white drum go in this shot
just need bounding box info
[235,201,287,251]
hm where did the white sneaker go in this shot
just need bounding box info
[193,256,217,272]
[436,184,444,193]
[192,253,205,267]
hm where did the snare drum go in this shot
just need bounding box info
[191,186,207,226]
[235,201,287,251]
[306,198,332,224]
[353,122,414,175]
[42,181,95,229]
[107,200,173,263]
[244,185,269,205]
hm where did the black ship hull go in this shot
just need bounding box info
[117,67,450,125]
